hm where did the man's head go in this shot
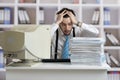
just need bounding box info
[56,8,76,35]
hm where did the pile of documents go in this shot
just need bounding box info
[70,37,105,66]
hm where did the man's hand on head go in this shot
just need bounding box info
[56,10,67,25]
[67,11,77,25]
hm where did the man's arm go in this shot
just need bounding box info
[51,23,59,38]
[51,10,67,38]
[67,11,99,37]
[79,23,99,37]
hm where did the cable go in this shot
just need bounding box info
[25,47,42,61]
[4,47,42,61]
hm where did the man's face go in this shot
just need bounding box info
[60,17,73,36]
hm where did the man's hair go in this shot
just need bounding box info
[56,8,76,18]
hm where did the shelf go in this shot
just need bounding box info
[108,68,120,71]
[17,3,36,7]
[82,4,101,7]
[40,0,58,4]
[0,0,119,26]
[103,4,120,7]
[39,4,58,7]
[82,0,100,4]
[60,0,79,4]
[60,4,80,7]
[103,0,120,4]
[104,25,120,29]
[0,0,15,3]
[38,7,57,24]
[18,7,36,24]
[18,0,36,3]
[104,46,120,49]
[0,3,15,7]
[0,25,14,28]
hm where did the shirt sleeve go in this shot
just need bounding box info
[51,23,59,38]
[80,23,99,37]
[51,23,59,59]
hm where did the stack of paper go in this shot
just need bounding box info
[70,37,105,66]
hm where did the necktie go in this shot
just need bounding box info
[62,36,69,59]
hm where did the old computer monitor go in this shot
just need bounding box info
[0,25,51,62]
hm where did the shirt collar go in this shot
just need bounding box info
[58,27,73,37]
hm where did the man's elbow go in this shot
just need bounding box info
[81,29,99,37]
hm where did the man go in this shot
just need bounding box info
[51,8,99,59]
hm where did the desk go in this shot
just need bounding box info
[6,63,108,80]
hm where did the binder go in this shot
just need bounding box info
[0,8,4,24]
[4,7,11,24]
[109,54,120,67]
[92,8,100,25]
[95,8,100,24]
[20,9,26,24]
[18,9,22,24]
[39,7,44,24]
[106,33,117,46]
[23,9,31,24]
[110,33,120,46]
[105,51,111,66]
[18,8,30,24]
[0,8,3,24]
[92,9,97,24]
[106,33,120,46]
[104,7,110,25]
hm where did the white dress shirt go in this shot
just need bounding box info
[51,23,99,59]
